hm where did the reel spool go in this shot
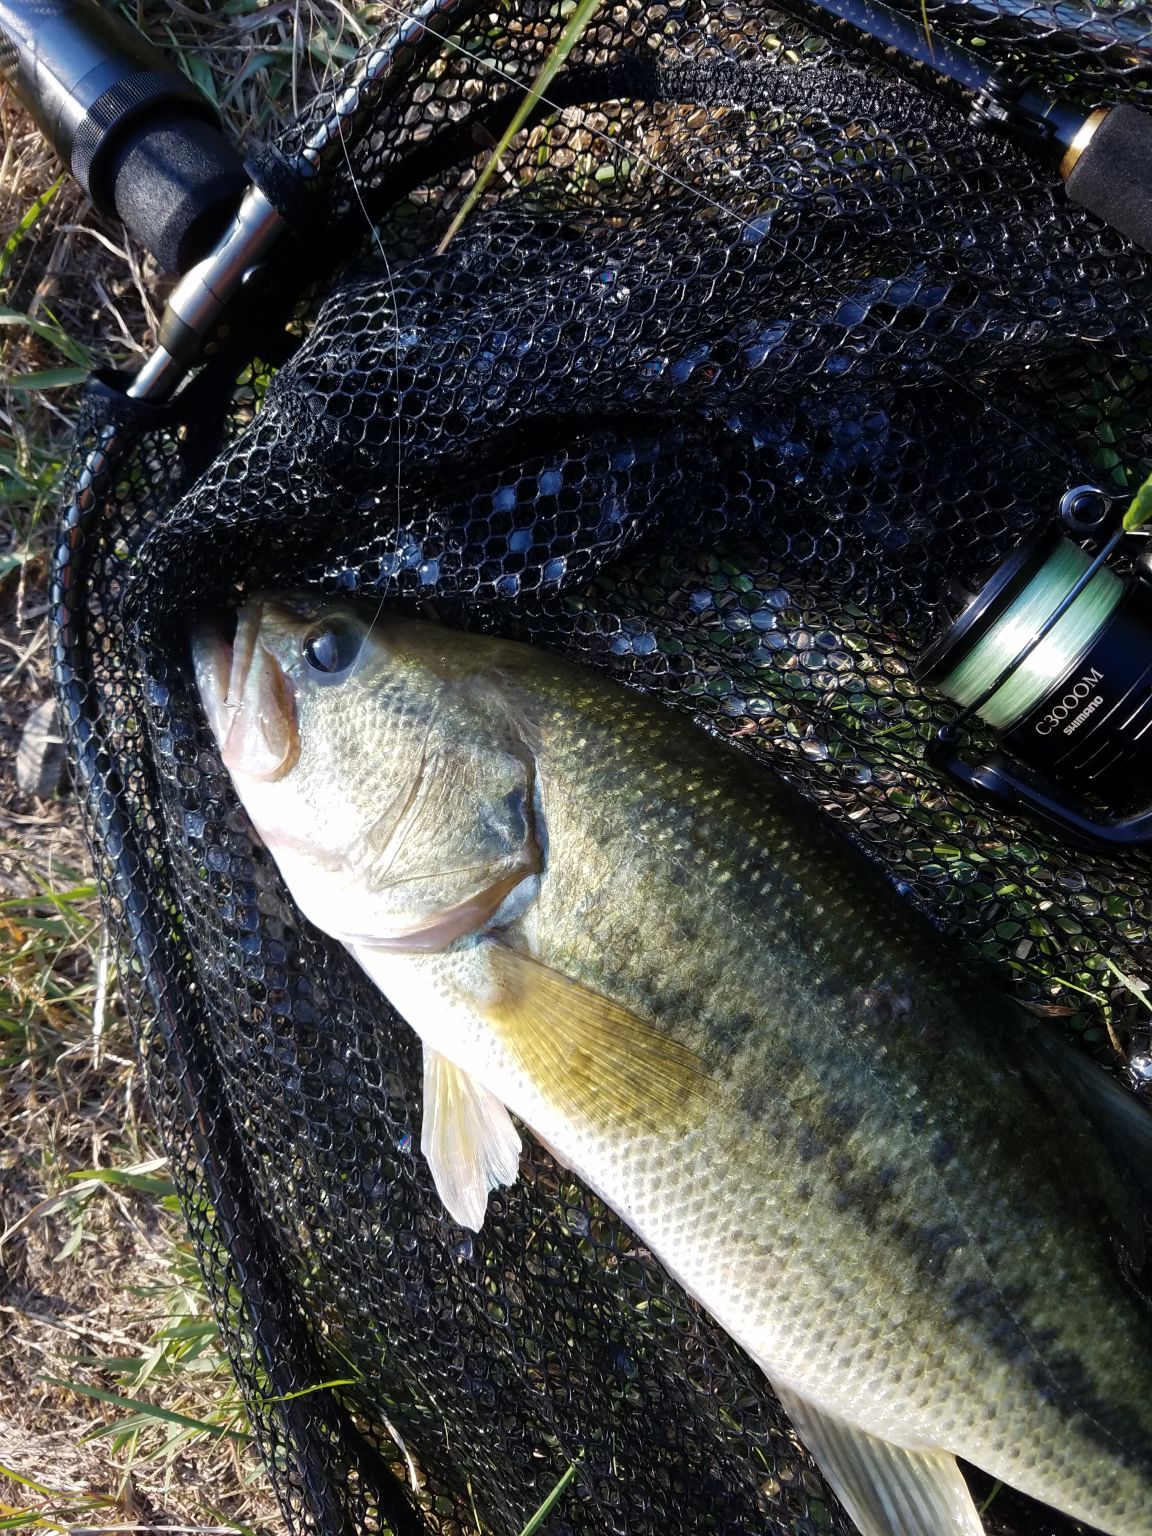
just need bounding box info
[920,488,1152,848]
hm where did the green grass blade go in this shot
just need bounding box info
[436,0,604,252]
[1105,957,1152,1012]
[0,179,64,290]
[0,308,92,369]
[2,366,90,392]
[42,1377,252,1442]
[1123,465,1152,530]
[182,51,222,105]
[0,1465,95,1501]
[261,1377,361,1404]
[67,1165,175,1195]
[978,1479,1004,1515]
[517,1458,580,1536]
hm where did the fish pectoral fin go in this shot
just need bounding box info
[773,1385,986,1536]
[420,1048,522,1232]
[484,943,715,1135]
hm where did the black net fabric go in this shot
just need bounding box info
[52,1,1152,1532]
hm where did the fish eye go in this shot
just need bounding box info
[301,621,363,678]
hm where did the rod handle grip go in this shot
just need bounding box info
[1064,104,1152,255]
[0,0,245,272]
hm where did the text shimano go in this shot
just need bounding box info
[1035,668,1104,737]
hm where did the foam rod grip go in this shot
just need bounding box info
[1064,104,1152,255]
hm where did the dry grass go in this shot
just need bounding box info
[0,4,388,1528]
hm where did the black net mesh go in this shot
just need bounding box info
[51,0,1152,1531]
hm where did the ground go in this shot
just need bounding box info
[0,6,383,1527]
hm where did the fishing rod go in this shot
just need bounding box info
[6,0,1150,404]
[0,0,246,272]
[0,0,489,402]
[784,0,1152,254]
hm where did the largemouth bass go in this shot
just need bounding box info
[192,596,1152,1536]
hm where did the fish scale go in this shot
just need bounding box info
[194,600,1152,1536]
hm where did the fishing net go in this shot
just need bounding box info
[52,0,1152,1531]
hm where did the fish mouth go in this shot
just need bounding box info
[190,605,241,751]
[191,592,325,735]
[191,599,300,780]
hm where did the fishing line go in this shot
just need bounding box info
[334,113,408,634]
[362,0,1090,486]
